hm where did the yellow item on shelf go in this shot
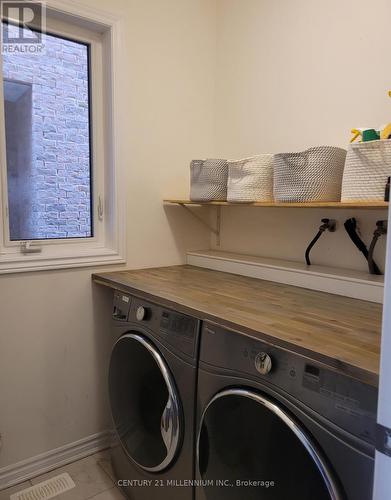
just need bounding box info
[380,91,391,139]
[350,91,391,142]
[350,128,362,143]
[381,123,391,140]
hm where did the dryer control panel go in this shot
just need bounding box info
[200,323,378,446]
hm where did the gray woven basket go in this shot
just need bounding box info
[190,159,228,201]
[227,155,274,202]
[273,146,347,202]
[341,140,391,201]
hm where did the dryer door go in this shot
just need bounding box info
[197,389,343,500]
[109,333,182,472]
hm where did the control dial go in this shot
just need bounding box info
[255,352,272,375]
[136,306,149,322]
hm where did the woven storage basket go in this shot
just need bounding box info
[273,146,347,202]
[341,140,391,201]
[190,159,228,201]
[227,155,274,202]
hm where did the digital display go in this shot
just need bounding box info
[160,311,194,339]
[305,364,320,377]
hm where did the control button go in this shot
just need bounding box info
[255,352,272,375]
[136,306,149,321]
[289,368,296,378]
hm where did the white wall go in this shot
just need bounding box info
[0,0,215,471]
[213,0,390,271]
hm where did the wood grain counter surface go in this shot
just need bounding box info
[92,265,382,386]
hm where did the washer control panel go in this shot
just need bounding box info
[160,310,196,340]
[111,292,200,360]
[129,297,200,359]
[136,305,149,322]
[200,323,378,445]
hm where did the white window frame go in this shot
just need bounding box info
[0,0,125,273]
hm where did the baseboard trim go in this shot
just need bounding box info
[187,250,384,303]
[0,430,113,491]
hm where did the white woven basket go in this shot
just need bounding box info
[190,159,228,201]
[273,146,347,202]
[341,140,391,201]
[227,155,274,202]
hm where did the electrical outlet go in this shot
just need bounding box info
[377,220,388,233]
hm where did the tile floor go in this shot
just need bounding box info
[0,450,124,500]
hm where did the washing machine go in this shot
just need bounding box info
[108,290,200,500]
[196,323,378,500]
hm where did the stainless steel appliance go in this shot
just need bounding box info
[109,291,200,500]
[196,323,377,500]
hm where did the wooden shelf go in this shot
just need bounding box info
[164,199,389,209]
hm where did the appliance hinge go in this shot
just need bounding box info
[20,241,42,254]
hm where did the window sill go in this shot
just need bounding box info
[0,247,125,274]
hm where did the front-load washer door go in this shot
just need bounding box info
[109,333,182,473]
[197,389,343,500]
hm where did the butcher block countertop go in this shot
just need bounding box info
[92,265,382,386]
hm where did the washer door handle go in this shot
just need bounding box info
[161,396,178,457]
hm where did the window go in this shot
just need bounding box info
[0,4,125,272]
[3,27,92,241]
